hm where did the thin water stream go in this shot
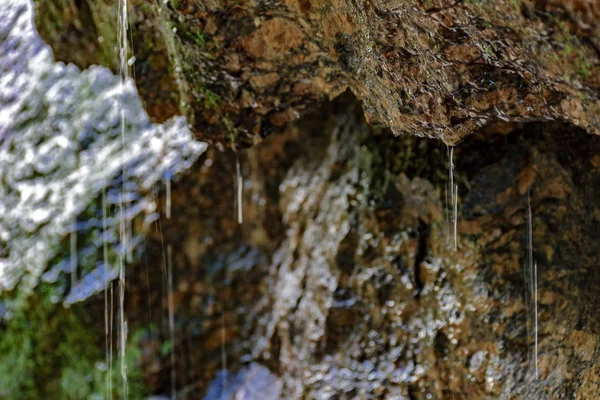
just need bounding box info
[236,154,243,225]
[448,146,458,250]
[118,0,130,394]
[0,1,206,398]
[167,244,176,399]
[527,191,538,380]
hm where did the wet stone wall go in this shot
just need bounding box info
[128,97,600,399]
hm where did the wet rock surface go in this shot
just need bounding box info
[34,0,600,146]
[124,97,600,398]
[1,0,599,398]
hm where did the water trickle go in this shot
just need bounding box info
[109,282,114,400]
[534,261,538,380]
[221,265,228,396]
[236,154,243,224]
[118,255,128,397]
[102,190,110,397]
[448,147,458,250]
[166,176,172,220]
[142,236,156,367]
[527,191,538,379]
[167,244,176,399]
[0,0,206,294]
[70,225,77,289]
[118,0,130,394]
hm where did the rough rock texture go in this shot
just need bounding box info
[20,0,600,399]
[34,0,600,146]
[117,96,600,399]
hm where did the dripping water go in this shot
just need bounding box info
[445,181,450,244]
[221,267,228,396]
[70,224,77,291]
[142,236,157,367]
[102,191,111,398]
[448,147,458,250]
[167,245,176,399]
[109,281,114,399]
[118,0,130,395]
[166,176,171,220]
[155,197,172,398]
[118,249,128,397]
[534,261,538,379]
[236,154,243,224]
[527,191,538,379]
[453,183,458,251]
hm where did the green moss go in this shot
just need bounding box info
[359,129,448,207]
[483,43,495,58]
[202,88,221,111]
[171,0,184,10]
[512,0,521,12]
[555,21,595,81]
[223,116,235,146]
[575,54,592,79]
[0,286,149,399]
[184,30,206,50]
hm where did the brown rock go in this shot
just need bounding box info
[249,72,280,92]
[241,18,304,60]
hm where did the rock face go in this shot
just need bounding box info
[34,0,600,146]
[132,97,600,399]
[10,0,600,399]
